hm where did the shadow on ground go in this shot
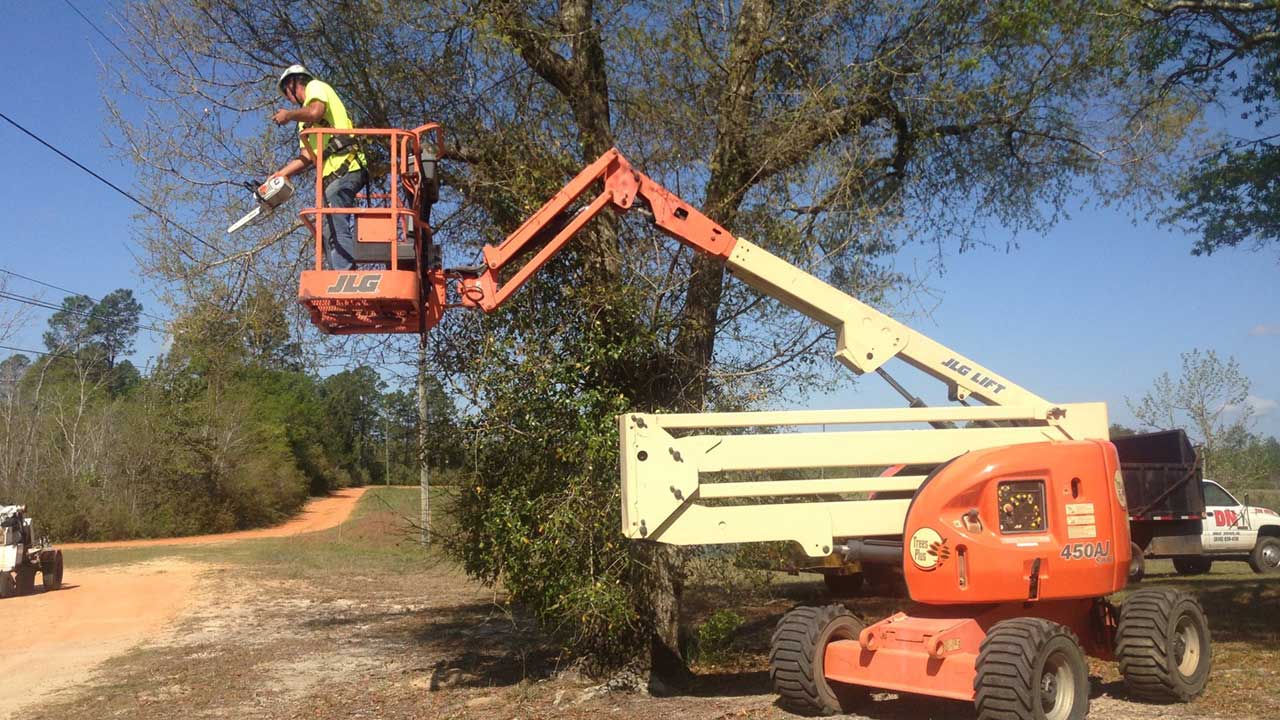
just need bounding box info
[389,600,562,691]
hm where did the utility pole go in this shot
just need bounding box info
[384,401,391,486]
[417,335,430,544]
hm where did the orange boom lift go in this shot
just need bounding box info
[293,123,1211,720]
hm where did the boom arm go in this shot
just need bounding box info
[447,148,1048,409]
[437,148,1108,556]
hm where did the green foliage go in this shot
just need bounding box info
[1126,347,1280,489]
[693,610,745,665]
[1213,428,1280,490]
[40,289,143,371]
[1171,141,1280,255]
[1128,348,1254,475]
[1,290,459,542]
[444,286,671,668]
[88,289,143,367]
[321,366,387,487]
[41,294,96,352]
[1149,2,1280,255]
[1110,423,1138,438]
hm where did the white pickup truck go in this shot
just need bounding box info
[1170,480,1280,575]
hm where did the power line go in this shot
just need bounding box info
[62,0,138,73]
[0,290,169,335]
[0,110,268,284]
[0,267,86,301]
[0,111,195,244]
[0,290,168,334]
[0,267,170,324]
[0,343,75,360]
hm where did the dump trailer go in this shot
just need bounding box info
[0,505,64,598]
[286,124,1211,720]
[1116,430,1280,578]
[1113,430,1206,581]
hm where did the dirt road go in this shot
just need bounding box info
[0,560,200,711]
[0,488,368,713]
[63,487,368,549]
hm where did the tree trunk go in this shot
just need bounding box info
[637,541,690,689]
[672,0,771,409]
[418,337,430,544]
[652,3,772,681]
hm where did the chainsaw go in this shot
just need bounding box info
[227,175,295,234]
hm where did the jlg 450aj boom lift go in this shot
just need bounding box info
[293,124,1211,720]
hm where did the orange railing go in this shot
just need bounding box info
[298,123,444,271]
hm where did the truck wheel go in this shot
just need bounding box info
[15,567,36,594]
[1128,543,1145,584]
[42,550,63,591]
[0,572,14,599]
[1172,557,1212,576]
[1248,536,1280,574]
[1117,588,1211,702]
[822,572,864,596]
[975,618,1089,720]
[769,604,865,715]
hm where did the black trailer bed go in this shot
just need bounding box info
[1112,429,1205,556]
[1113,429,1205,519]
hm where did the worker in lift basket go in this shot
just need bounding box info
[268,64,368,270]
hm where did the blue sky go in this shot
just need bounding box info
[1,1,1276,435]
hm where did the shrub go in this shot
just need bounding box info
[693,610,745,664]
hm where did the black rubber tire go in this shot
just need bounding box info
[822,572,864,596]
[1128,542,1145,584]
[1172,557,1213,576]
[0,572,15,599]
[1248,536,1280,574]
[15,567,36,594]
[42,550,63,592]
[1117,588,1211,702]
[769,605,865,715]
[975,618,1089,720]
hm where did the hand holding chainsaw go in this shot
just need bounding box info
[226,175,295,234]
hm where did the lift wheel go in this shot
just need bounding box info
[975,618,1089,720]
[769,604,865,715]
[1116,588,1211,702]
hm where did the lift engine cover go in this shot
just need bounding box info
[902,440,1131,605]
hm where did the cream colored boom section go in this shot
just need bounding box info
[619,404,1108,557]
[726,239,1046,407]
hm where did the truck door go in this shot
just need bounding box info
[1202,481,1255,552]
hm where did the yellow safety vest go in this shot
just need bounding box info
[297,79,365,178]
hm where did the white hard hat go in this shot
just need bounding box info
[277,64,313,93]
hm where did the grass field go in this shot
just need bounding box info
[65,486,440,574]
[1123,558,1280,711]
[1237,487,1280,510]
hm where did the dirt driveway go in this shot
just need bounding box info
[0,560,201,712]
[0,488,367,715]
[62,487,368,549]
